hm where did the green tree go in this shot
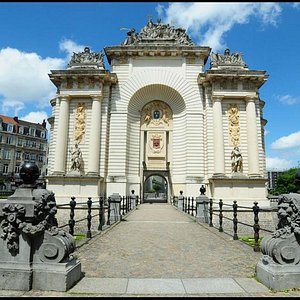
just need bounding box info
[273,168,298,195]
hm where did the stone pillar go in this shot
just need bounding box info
[109,193,122,222]
[178,191,184,211]
[130,190,137,209]
[53,96,70,175]
[196,195,209,223]
[87,94,102,176]
[246,97,260,177]
[212,96,225,176]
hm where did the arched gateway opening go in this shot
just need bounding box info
[143,174,168,203]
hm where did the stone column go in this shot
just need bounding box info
[53,96,70,175]
[246,97,260,177]
[86,94,102,176]
[212,96,225,176]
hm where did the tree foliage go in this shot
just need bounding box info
[272,168,299,195]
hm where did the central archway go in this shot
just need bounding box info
[143,173,168,203]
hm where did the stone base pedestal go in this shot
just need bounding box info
[32,259,82,292]
[256,259,300,291]
[0,262,32,291]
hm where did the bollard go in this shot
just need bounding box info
[219,199,223,232]
[98,196,105,231]
[191,197,194,216]
[233,200,238,240]
[106,197,111,225]
[69,196,76,236]
[253,201,260,252]
[86,197,92,238]
[209,198,213,227]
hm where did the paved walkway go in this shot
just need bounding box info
[1,203,300,297]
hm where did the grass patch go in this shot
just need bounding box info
[239,236,263,247]
[74,233,86,241]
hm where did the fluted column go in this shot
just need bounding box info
[246,96,260,177]
[212,96,225,176]
[86,94,102,176]
[53,96,70,175]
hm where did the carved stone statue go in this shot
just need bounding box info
[200,185,206,195]
[231,147,243,173]
[70,143,83,172]
[0,162,81,291]
[256,169,300,290]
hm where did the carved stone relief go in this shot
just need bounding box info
[141,101,172,128]
[228,104,240,147]
[149,133,164,155]
[74,103,86,144]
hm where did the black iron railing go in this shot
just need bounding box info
[173,195,277,252]
[56,194,140,243]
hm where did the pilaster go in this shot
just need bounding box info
[53,95,70,175]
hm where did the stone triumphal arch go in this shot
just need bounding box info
[46,18,269,206]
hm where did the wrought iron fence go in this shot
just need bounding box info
[56,195,140,244]
[172,195,277,252]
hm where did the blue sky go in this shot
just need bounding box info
[0,2,299,171]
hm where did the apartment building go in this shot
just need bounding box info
[0,115,48,190]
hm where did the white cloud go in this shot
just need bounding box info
[21,111,50,132]
[158,2,282,51]
[266,157,294,171]
[271,131,300,150]
[0,47,65,115]
[277,94,300,105]
[0,39,86,117]
[59,39,87,60]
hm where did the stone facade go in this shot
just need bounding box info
[46,19,269,206]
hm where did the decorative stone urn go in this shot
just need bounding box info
[256,169,300,290]
[0,162,82,291]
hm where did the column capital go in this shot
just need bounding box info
[89,94,103,101]
[244,95,257,103]
[58,95,71,101]
[212,95,223,102]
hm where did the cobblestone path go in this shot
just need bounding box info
[76,203,262,278]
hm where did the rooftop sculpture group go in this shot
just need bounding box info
[211,48,247,68]
[68,46,104,69]
[122,18,194,46]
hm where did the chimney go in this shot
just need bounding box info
[13,116,19,122]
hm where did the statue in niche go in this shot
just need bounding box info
[231,146,243,173]
[70,144,83,172]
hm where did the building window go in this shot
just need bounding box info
[29,128,35,136]
[16,152,21,160]
[7,124,13,132]
[19,127,23,134]
[18,139,23,146]
[31,141,36,148]
[0,135,2,143]
[24,140,30,147]
[39,143,44,150]
[41,131,46,138]
[30,153,36,161]
[6,136,13,144]
[38,155,43,162]
[15,164,20,174]
[24,153,30,160]
[3,150,10,159]
[3,164,8,174]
